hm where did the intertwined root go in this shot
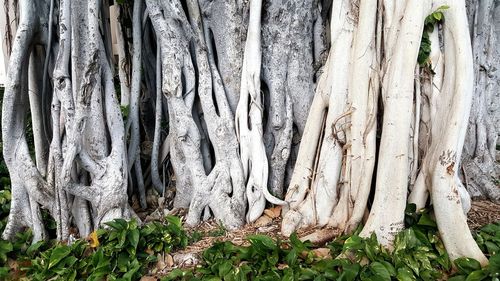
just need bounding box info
[281,0,488,265]
[235,0,287,223]
[1,0,132,241]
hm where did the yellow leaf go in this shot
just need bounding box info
[88,231,99,248]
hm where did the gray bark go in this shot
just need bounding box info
[463,0,500,202]
[145,0,246,229]
[198,0,248,114]
[262,0,321,198]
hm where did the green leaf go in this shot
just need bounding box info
[478,223,499,235]
[128,228,140,250]
[282,269,295,281]
[344,235,363,251]
[218,260,232,277]
[122,260,142,281]
[48,245,71,269]
[380,261,396,276]
[339,263,360,281]
[300,268,319,280]
[0,239,13,262]
[166,215,182,228]
[396,267,416,281]
[105,218,128,230]
[455,257,482,275]
[290,232,306,251]
[448,276,467,281]
[417,213,437,228]
[27,240,46,257]
[0,267,9,279]
[267,250,280,265]
[488,254,500,274]
[484,241,499,255]
[433,12,443,21]
[465,270,487,281]
[117,252,129,272]
[369,262,391,281]
[165,268,187,280]
[285,248,298,266]
[247,235,277,251]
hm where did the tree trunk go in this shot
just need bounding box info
[462,0,500,203]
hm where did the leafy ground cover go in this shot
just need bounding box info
[0,177,189,280]
[163,206,500,281]
[0,209,188,280]
[0,174,498,280]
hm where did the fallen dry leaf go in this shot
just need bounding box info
[312,248,331,258]
[264,206,282,218]
[254,215,273,227]
[156,253,166,270]
[88,231,99,248]
[165,253,174,267]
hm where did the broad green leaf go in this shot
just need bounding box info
[484,241,499,255]
[380,261,396,276]
[48,245,71,269]
[479,223,499,234]
[122,261,141,281]
[285,248,298,266]
[324,268,339,279]
[448,276,467,281]
[418,213,437,228]
[117,252,129,272]
[396,267,416,281]
[488,254,500,275]
[433,12,443,21]
[247,235,277,251]
[105,219,128,230]
[339,263,360,281]
[165,268,187,279]
[267,251,279,265]
[290,232,306,251]
[369,262,391,281]
[282,269,294,281]
[166,215,182,228]
[218,260,232,277]
[344,235,363,251]
[299,268,319,280]
[455,257,481,275]
[0,240,13,262]
[465,270,487,281]
[128,228,140,250]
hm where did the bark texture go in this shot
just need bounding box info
[462,0,500,203]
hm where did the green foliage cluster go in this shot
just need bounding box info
[164,205,500,281]
[448,222,500,281]
[0,216,188,280]
[418,6,449,67]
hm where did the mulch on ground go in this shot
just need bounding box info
[468,200,500,230]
